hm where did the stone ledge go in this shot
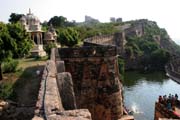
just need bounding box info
[48,109,92,120]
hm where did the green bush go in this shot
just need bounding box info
[0,82,14,99]
[2,59,19,73]
[118,57,125,80]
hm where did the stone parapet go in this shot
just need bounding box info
[84,32,126,55]
[33,54,92,120]
[58,46,117,58]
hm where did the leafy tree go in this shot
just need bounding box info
[0,22,16,80]
[9,13,24,23]
[58,27,80,47]
[48,16,67,28]
[139,41,159,54]
[151,49,170,69]
[7,23,33,58]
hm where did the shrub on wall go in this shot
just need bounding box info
[118,57,125,80]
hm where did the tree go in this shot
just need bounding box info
[9,13,24,23]
[58,27,80,47]
[7,23,33,58]
[0,22,17,80]
[48,16,67,28]
[151,49,170,69]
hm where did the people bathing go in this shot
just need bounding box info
[158,94,179,111]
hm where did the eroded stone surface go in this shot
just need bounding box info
[58,47,124,120]
[57,72,77,110]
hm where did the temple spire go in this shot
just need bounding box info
[29,8,31,14]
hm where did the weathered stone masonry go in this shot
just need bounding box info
[33,33,127,120]
[33,49,92,120]
[57,46,124,120]
[84,32,126,55]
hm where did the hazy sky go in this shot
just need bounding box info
[0,0,180,44]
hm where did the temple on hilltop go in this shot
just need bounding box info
[20,9,57,57]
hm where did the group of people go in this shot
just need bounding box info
[158,94,179,110]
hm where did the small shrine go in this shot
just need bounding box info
[20,9,46,57]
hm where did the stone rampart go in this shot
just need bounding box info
[58,46,117,58]
[84,32,126,55]
[166,56,180,83]
[33,42,129,119]
[57,46,124,120]
[32,48,92,120]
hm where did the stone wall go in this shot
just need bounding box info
[32,48,92,120]
[165,56,180,83]
[84,32,126,55]
[57,46,124,120]
[124,23,144,38]
[33,44,127,120]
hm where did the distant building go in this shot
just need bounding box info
[85,15,99,23]
[110,17,123,23]
[110,17,116,22]
[116,18,122,22]
[20,9,46,57]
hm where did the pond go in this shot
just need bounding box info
[123,71,180,120]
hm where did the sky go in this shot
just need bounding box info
[0,0,180,45]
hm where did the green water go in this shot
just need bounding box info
[123,71,180,120]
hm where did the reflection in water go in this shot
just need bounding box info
[123,71,180,120]
[123,71,169,87]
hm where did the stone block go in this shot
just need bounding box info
[56,61,65,73]
[57,72,77,110]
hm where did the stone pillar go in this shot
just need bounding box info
[40,33,43,44]
[36,34,39,45]
[32,34,35,44]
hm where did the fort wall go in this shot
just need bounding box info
[57,46,124,120]
[84,32,126,55]
[33,34,132,119]
[33,48,92,120]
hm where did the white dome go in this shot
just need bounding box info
[44,31,55,41]
[20,9,42,32]
[20,16,26,22]
[26,14,40,22]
